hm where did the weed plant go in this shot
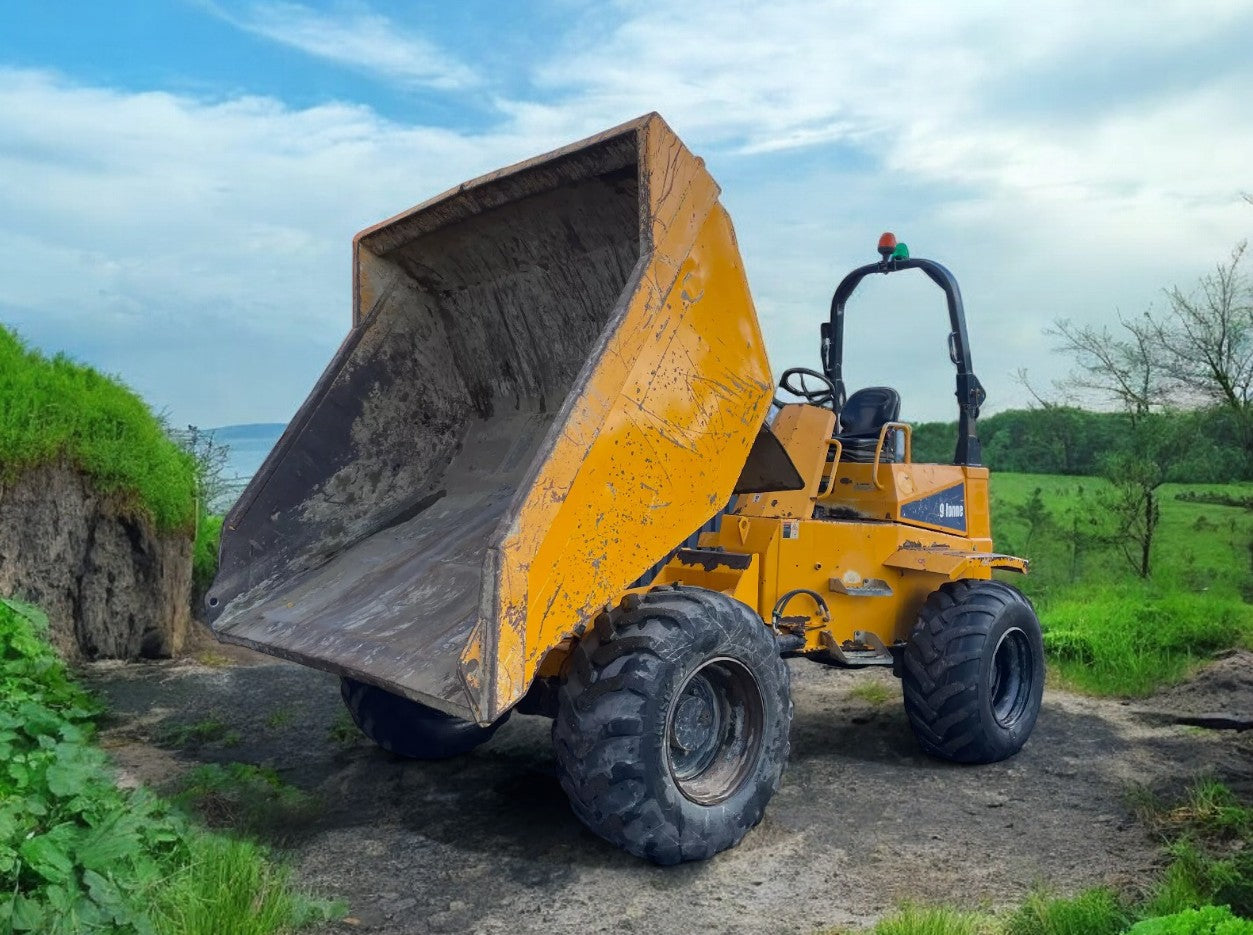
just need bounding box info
[0,598,339,933]
[173,763,320,840]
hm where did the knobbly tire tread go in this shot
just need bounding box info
[901,579,1044,764]
[553,587,792,866]
[340,677,505,760]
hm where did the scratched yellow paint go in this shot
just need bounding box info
[448,114,1024,724]
[459,116,774,722]
[642,400,1024,657]
[739,404,836,519]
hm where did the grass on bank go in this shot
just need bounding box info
[0,597,339,934]
[0,325,196,532]
[192,513,223,599]
[988,474,1253,696]
[827,781,1253,934]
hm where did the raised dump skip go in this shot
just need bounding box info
[206,115,777,724]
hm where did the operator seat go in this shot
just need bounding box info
[835,386,901,463]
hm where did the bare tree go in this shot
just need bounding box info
[1149,241,1252,456]
[1044,314,1178,577]
[1038,225,1251,576]
[1045,313,1166,422]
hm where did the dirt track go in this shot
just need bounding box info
[87,649,1253,934]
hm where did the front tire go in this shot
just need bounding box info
[553,587,791,865]
[340,677,506,760]
[901,579,1044,764]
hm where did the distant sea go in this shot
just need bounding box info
[205,423,286,510]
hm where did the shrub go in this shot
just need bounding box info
[0,597,337,933]
[1127,905,1253,934]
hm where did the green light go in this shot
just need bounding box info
[892,243,910,260]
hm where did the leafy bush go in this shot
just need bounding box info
[0,597,336,933]
[0,326,196,531]
[1127,905,1253,934]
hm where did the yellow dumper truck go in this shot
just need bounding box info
[206,114,1043,865]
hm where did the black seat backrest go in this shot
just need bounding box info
[838,386,901,437]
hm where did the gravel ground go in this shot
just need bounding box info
[86,647,1253,934]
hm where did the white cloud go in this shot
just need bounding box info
[207,1,480,90]
[1,1,1251,428]
[0,69,554,423]
[519,0,1253,414]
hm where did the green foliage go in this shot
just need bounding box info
[1005,888,1131,935]
[989,473,1252,696]
[1147,840,1252,919]
[148,835,343,935]
[1039,586,1251,696]
[1178,781,1253,841]
[912,407,1249,483]
[159,716,239,749]
[825,782,1252,933]
[326,711,361,747]
[192,514,223,602]
[1134,781,1253,921]
[868,905,995,935]
[173,763,319,839]
[0,597,333,933]
[0,325,196,531]
[850,681,894,706]
[1128,906,1253,934]
[1175,490,1253,509]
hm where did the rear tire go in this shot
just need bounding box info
[901,579,1043,764]
[553,587,791,865]
[340,677,506,760]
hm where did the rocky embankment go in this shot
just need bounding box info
[0,463,191,660]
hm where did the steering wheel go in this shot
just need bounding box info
[778,367,839,408]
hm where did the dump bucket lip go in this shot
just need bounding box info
[351,111,662,279]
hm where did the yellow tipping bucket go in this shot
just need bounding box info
[206,114,776,723]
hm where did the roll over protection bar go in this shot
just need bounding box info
[820,253,987,466]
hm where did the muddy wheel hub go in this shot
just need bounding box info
[665,658,766,805]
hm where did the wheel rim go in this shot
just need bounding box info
[664,657,765,805]
[988,627,1033,728]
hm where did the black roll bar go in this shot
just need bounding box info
[821,254,986,466]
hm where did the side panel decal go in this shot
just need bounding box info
[901,484,967,532]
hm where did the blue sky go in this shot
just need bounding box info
[2,1,1251,427]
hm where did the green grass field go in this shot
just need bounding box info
[988,473,1252,695]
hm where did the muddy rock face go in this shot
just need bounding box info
[0,464,192,659]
